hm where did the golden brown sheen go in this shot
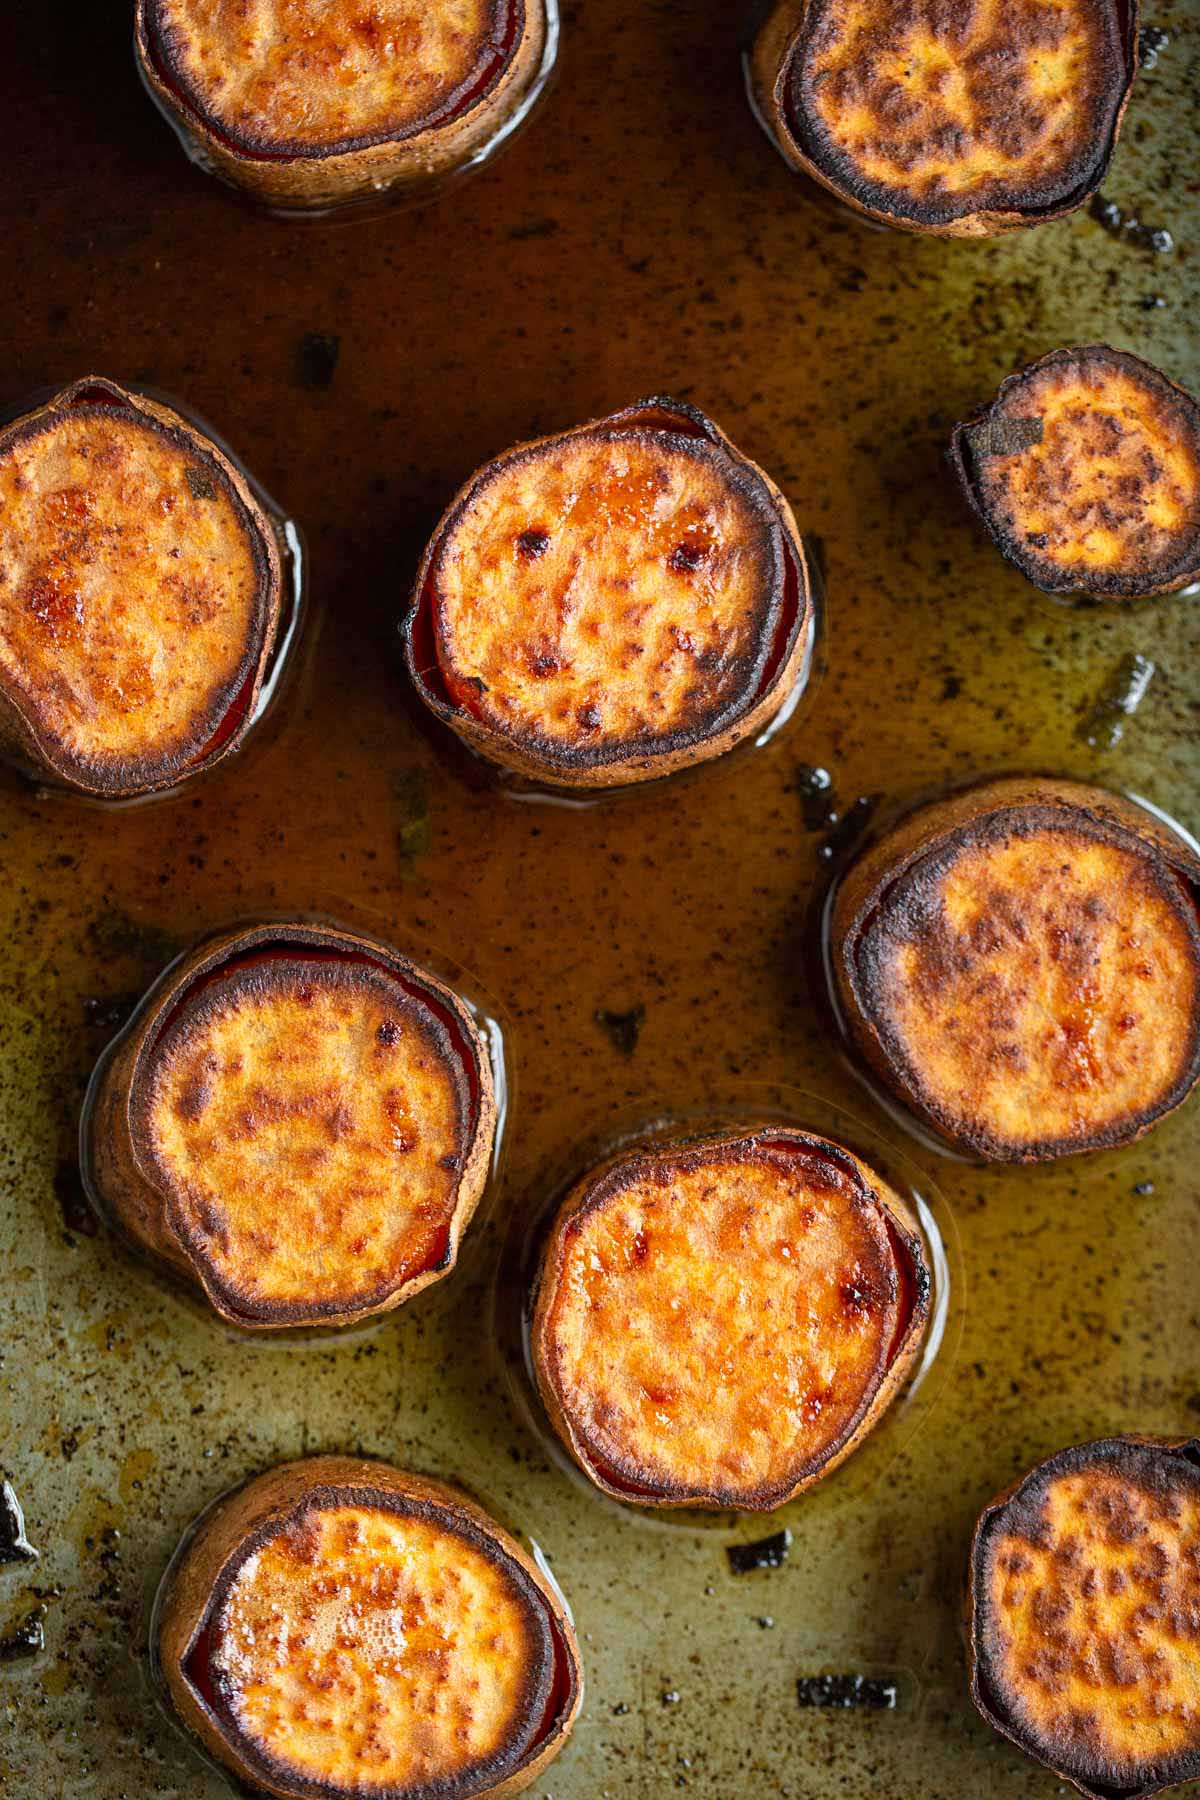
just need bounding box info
[432,430,781,758]
[533,1131,927,1507]
[0,402,265,789]
[971,1439,1200,1797]
[786,0,1126,226]
[135,958,469,1321]
[208,1502,548,1794]
[832,781,1200,1161]
[149,0,513,155]
[955,347,1200,597]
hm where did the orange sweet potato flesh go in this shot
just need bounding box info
[832,780,1200,1162]
[87,923,496,1329]
[531,1128,929,1509]
[748,0,1135,236]
[145,0,518,158]
[0,379,278,797]
[969,1437,1200,1799]
[952,347,1200,599]
[407,398,813,786]
[159,1457,582,1800]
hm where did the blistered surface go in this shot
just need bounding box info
[0,1,1197,1795]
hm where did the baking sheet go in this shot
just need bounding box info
[1,2,1198,1794]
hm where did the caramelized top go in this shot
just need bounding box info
[136,956,472,1322]
[975,1441,1200,1792]
[204,1497,552,1795]
[0,401,267,789]
[964,349,1200,596]
[786,0,1127,225]
[430,427,785,766]
[858,817,1200,1157]
[149,0,515,157]
[537,1136,909,1505]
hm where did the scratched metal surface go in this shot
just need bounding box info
[1,3,1198,1796]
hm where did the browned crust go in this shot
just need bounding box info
[746,0,1138,238]
[829,777,1200,1162]
[529,1125,930,1508]
[84,922,497,1328]
[966,1436,1200,1799]
[157,1456,583,1800]
[0,377,282,799]
[134,0,551,211]
[402,397,814,789]
[949,346,1200,599]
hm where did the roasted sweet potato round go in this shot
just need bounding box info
[530,1127,929,1508]
[0,377,283,800]
[951,347,1200,599]
[746,0,1136,236]
[404,397,814,787]
[84,922,497,1328]
[830,778,1200,1162]
[158,1456,582,1799]
[135,0,555,212]
[968,1436,1200,1800]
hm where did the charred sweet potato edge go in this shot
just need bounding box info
[745,0,1138,238]
[139,0,525,162]
[134,0,550,209]
[830,777,1200,1162]
[157,1456,582,1800]
[529,1126,930,1509]
[0,377,282,798]
[965,1435,1200,1800]
[84,921,497,1328]
[949,346,1200,598]
[402,397,814,787]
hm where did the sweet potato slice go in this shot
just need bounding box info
[84,922,496,1328]
[135,0,553,211]
[530,1127,929,1508]
[0,377,282,799]
[830,778,1200,1162]
[951,347,1200,599]
[746,0,1136,237]
[158,1456,582,1800]
[968,1436,1200,1800]
[404,398,814,787]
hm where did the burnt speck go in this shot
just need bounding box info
[756,1616,776,1629]
[595,1004,645,1057]
[1132,1180,1155,1197]
[669,541,708,573]
[1138,25,1170,68]
[819,795,879,866]
[1090,196,1174,254]
[294,331,341,390]
[377,1020,402,1047]
[82,992,139,1034]
[612,1702,631,1716]
[1078,652,1155,749]
[794,763,835,831]
[184,466,217,501]
[1139,294,1166,311]
[940,675,962,701]
[796,1674,899,1709]
[0,1607,45,1662]
[508,217,560,240]
[727,1529,792,1574]
[661,1688,682,1706]
[577,703,603,732]
[516,529,550,559]
[0,1480,38,1564]
[54,1161,97,1242]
